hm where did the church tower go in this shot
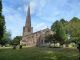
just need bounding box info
[23,5,33,36]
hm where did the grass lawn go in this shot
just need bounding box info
[0,47,79,60]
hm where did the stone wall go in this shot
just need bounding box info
[20,28,53,47]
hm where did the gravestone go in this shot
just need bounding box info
[13,45,16,49]
[13,43,17,49]
[19,45,22,49]
[77,43,80,60]
[77,43,80,51]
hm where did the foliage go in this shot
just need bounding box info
[51,19,68,45]
[51,17,80,45]
[0,31,11,46]
[67,17,80,43]
[0,0,6,45]
[11,36,22,45]
[45,34,54,43]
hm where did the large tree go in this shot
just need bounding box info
[51,19,68,45]
[67,17,80,44]
[1,31,11,45]
[11,36,22,45]
[51,17,80,45]
[0,0,5,45]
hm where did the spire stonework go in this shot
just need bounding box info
[23,5,33,36]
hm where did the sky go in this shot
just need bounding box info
[2,0,80,38]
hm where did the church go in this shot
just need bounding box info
[20,5,53,47]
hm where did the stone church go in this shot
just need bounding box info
[20,5,53,47]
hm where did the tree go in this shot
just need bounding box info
[0,31,11,46]
[45,34,59,47]
[51,19,68,46]
[67,17,80,44]
[11,36,22,45]
[45,34,55,43]
[2,31,11,45]
[0,0,5,45]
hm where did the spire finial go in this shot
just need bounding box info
[28,0,30,6]
[25,0,31,31]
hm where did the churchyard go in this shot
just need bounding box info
[0,47,79,60]
[0,0,80,60]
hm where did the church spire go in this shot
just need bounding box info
[23,3,33,35]
[22,1,33,37]
[25,4,31,27]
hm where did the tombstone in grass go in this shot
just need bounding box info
[77,43,80,52]
[77,43,80,60]
[13,43,17,49]
[19,45,22,49]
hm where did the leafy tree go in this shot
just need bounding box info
[2,31,11,45]
[51,20,68,46]
[0,0,5,45]
[45,34,55,43]
[67,17,80,44]
[45,34,59,47]
[0,31,11,46]
[11,36,22,45]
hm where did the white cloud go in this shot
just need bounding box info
[24,0,49,15]
[3,6,25,38]
[29,0,57,22]
[33,23,48,32]
[23,0,51,33]
[3,0,80,38]
[24,0,38,15]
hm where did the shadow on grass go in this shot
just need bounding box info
[0,47,79,60]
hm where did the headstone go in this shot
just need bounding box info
[77,43,80,60]
[13,45,16,49]
[77,44,80,53]
[63,44,66,48]
[19,45,22,49]
[13,45,17,49]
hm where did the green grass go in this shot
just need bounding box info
[0,47,79,60]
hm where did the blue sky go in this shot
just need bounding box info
[2,0,80,38]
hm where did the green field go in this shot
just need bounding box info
[0,47,79,60]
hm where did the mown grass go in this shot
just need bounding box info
[0,47,79,60]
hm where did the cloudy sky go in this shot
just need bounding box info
[2,0,80,38]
